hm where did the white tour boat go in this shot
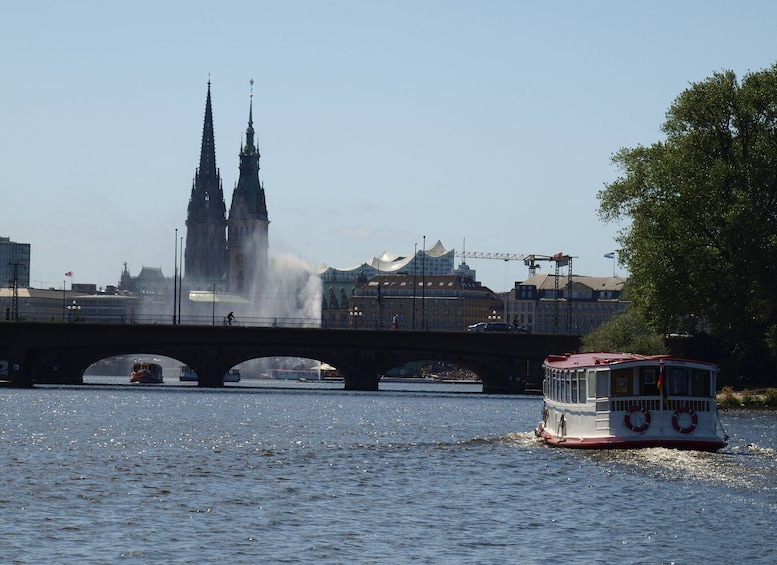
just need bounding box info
[535,352,727,451]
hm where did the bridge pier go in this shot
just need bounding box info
[338,350,381,391]
[342,373,380,391]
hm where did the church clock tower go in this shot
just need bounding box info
[227,80,269,295]
[185,79,227,287]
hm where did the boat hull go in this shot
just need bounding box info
[129,373,163,384]
[535,425,726,452]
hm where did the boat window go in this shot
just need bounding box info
[691,369,711,397]
[667,367,689,396]
[640,367,660,395]
[570,374,578,403]
[611,369,632,396]
[595,371,609,398]
[578,370,587,402]
[587,370,596,399]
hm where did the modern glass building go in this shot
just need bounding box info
[1,236,31,288]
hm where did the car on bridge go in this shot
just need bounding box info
[469,322,517,332]
[483,322,515,332]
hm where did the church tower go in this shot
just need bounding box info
[185,79,227,287]
[227,80,269,295]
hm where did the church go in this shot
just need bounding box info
[184,79,269,297]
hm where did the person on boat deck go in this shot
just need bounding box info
[227,311,234,326]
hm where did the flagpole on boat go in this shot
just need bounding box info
[658,360,665,431]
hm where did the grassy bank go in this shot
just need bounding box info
[717,387,777,408]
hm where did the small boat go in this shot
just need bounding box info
[179,365,197,381]
[534,352,727,451]
[179,365,241,382]
[130,362,164,384]
[269,368,320,381]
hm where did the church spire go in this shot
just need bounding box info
[185,78,228,286]
[226,79,270,294]
[198,78,218,181]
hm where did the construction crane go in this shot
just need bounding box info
[456,250,576,333]
[455,251,571,278]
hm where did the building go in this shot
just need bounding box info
[318,240,459,283]
[183,80,271,300]
[226,81,269,295]
[507,273,628,334]
[322,273,503,331]
[0,287,140,324]
[184,79,228,289]
[1,236,30,288]
[118,263,170,296]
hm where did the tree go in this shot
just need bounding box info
[581,308,667,355]
[598,65,777,383]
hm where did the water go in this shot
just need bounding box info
[2,380,776,564]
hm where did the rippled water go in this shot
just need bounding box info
[1,380,776,564]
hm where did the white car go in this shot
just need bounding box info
[467,322,488,332]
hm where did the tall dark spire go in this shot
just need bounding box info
[227,79,270,294]
[185,78,228,286]
[198,79,218,182]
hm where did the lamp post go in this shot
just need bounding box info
[422,235,426,330]
[412,242,417,330]
[350,306,362,329]
[67,300,81,322]
[173,228,178,326]
[488,310,501,322]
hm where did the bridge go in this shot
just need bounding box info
[0,323,580,392]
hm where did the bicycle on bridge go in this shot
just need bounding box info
[223,312,241,326]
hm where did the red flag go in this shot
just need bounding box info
[65,271,73,277]
[657,367,665,397]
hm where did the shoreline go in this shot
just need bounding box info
[717,387,776,408]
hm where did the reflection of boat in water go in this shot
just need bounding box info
[534,352,727,451]
[179,366,240,382]
[130,362,164,384]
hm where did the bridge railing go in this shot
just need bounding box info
[0,314,323,328]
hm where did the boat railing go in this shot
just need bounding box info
[608,397,713,413]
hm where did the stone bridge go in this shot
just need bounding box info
[0,322,580,393]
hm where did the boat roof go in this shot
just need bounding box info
[544,351,716,370]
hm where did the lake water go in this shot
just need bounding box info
[2,378,776,564]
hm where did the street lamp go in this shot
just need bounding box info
[350,306,362,329]
[488,310,501,322]
[67,300,81,322]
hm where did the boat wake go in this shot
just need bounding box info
[583,443,777,492]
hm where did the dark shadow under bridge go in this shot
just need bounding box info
[0,323,580,393]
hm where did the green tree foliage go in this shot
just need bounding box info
[581,309,667,355]
[598,65,777,383]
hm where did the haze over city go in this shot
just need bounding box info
[4,0,777,293]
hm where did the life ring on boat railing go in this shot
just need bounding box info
[672,406,698,434]
[624,405,651,433]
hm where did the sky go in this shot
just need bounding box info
[4,1,777,293]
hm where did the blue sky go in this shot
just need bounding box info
[4,0,777,292]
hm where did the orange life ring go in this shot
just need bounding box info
[625,405,651,433]
[672,406,698,433]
